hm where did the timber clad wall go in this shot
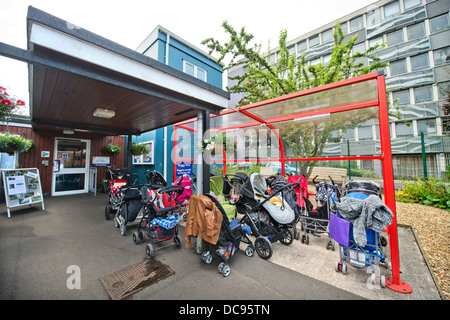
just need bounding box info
[1,124,125,195]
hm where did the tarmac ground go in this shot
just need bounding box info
[0,193,442,305]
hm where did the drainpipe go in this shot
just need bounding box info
[165,33,170,65]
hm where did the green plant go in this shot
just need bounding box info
[103,143,121,155]
[197,133,237,153]
[398,178,450,210]
[0,132,34,155]
[130,142,150,156]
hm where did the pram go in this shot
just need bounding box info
[238,172,300,260]
[210,175,236,221]
[297,175,340,250]
[266,174,302,240]
[333,180,390,288]
[132,185,185,259]
[199,194,254,277]
[104,167,138,220]
[114,185,145,236]
[172,174,193,221]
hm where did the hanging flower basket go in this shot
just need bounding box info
[1,86,26,120]
[130,142,150,156]
[103,143,121,155]
[197,133,237,155]
[0,132,34,155]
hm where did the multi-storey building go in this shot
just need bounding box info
[228,0,450,179]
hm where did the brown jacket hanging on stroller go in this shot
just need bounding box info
[185,194,223,248]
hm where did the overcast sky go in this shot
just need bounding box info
[0,0,377,113]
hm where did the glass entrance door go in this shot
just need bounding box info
[52,138,90,196]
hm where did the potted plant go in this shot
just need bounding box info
[103,143,121,155]
[1,86,26,121]
[0,132,34,155]
[130,142,150,156]
[197,133,237,155]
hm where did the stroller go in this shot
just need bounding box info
[114,184,145,236]
[333,180,390,288]
[172,174,193,221]
[223,172,248,214]
[238,172,300,260]
[266,174,302,240]
[297,175,340,250]
[210,175,236,221]
[197,194,254,277]
[133,184,185,259]
[104,167,138,220]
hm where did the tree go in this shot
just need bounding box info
[202,21,389,177]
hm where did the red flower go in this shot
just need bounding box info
[17,100,25,106]
[1,99,12,106]
[0,86,6,91]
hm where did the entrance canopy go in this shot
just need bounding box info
[0,6,229,136]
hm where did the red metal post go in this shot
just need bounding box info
[377,73,412,294]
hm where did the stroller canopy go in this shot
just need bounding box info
[245,173,295,225]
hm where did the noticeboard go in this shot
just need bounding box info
[2,168,45,218]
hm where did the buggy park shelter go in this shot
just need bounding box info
[0,6,229,196]
[174,71,412,294]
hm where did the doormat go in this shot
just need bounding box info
[100,258,174,300]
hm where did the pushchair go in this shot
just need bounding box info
[266,174,302,240]
[210,175,236,221]
[197,194,254,277]
[223,172,248,211]
[104,167,138,220]
[297,175,340,250]
[333,180,391,288]
[114,184,145,236]
[238,172,299,260]
[132,185,185,259]
[172,174,193,222]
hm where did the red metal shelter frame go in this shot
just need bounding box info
[173,72,412,293]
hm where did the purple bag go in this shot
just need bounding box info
[329,212,350,247]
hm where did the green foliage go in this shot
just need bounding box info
[0,132,34,154]
[103,143,121,155]
[398,178,450,210]
[130,143,150,156]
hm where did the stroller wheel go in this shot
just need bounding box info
[133,232,140,245]
[218,262,225,274]
[105,206,111,220]
[201,252,213,264]
[113,217,119,228]
[254,236,273,260]
[222,264,231,277]
[174,236,181,249]
[120,223,126,236]
[245,245,254,257]
[279,228,294,246]
[146,243,155,259]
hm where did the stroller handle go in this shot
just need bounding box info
[312,175,318,184]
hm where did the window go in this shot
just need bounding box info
[390,58,407,76]
[350,16,364,32]
[322,29,333,43]
[410,53,429,71]
[367,8,381,26]
[395,122,413,137]
[384,1,400,18]
[358,126,373,140]
[352,42,366,55]
[404,0,422,11]
[369,36,384,48]
[297,40,307,53]
[430,14,450,33]
[414,86,433,103]
[393,89,411,105]
[437,82,450,100]
[434,47,450,66]
[183,61,207,81]
[407,22,426,40]
[417,119,437,134]
[309,35,319,48]
[323,54,332,65]
[387,29,404,46]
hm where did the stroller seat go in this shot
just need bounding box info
[210,175,236,221]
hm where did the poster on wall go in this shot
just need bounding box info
[2,168,45,218]
[132,141,154,165]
